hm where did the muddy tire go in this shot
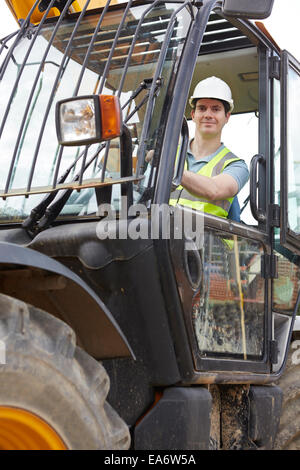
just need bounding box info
[274,338,300,450]
[0,293,130,450]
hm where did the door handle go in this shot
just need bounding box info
[250,153,266,222]
[172,116,189,189]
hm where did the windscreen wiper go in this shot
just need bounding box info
[36,147,103,233]
[22,143,105,235]
[36,123,134,233]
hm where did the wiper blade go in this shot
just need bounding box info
[36,124,133,233]
[35,146,103,233]
[22,143,105,235]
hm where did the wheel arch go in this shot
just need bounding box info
[0,241,134,360]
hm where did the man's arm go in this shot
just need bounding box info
[181,170,239,201]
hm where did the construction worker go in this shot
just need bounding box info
[170,76,249,221]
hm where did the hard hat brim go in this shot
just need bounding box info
[189,96,234,112]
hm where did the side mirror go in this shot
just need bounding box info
[56,94,122,146]
[223,0,274,19]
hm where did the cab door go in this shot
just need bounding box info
[271,50,300,374]
[280,50,300,254]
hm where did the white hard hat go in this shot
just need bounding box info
[189,76,234,112]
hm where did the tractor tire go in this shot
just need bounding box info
[0,293,130,450]
[274,337,300,450]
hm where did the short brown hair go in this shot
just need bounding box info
[191,98,230,115]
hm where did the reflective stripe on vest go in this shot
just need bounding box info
[169,147,240,218]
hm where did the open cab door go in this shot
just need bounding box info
[279,51,300,255]
[270,50,300,376]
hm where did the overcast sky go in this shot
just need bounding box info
[0,0,299,61]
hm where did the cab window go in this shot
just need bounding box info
[187,46,259,225]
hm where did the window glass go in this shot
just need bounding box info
[273,77,281,206]
[273,254,300,314]
[0,3,191,221]
[219,113,258,225]
[192,230,265,360]
[286,66,300,233]
[186,43,259,226]
[187,112,258,224]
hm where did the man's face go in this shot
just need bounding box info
[191,98,230,138]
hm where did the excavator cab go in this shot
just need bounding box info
[0,0,299,451]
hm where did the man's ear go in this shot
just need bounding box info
[191,109,195,121]
[225,112,231,124]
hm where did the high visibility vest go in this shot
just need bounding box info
[169,146,240,219]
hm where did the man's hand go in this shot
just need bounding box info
[145,149,154,163]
